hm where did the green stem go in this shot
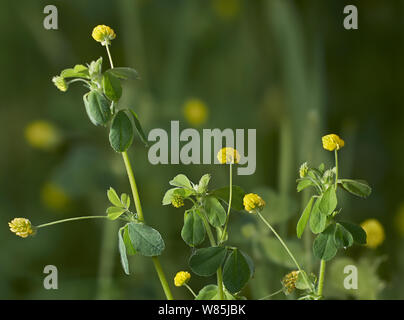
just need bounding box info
[257,211,311,289]
[220,163,233,244]
[317,259,326,297]
[36,216,108,229]
[334,149,339,188]
[105,44,114,68]
[184,284,197,298]
[104,45,173,300]
[259,288,284,300]
[200,211,224,300]
[122,152,144,222]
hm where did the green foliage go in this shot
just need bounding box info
[195,285,235,300]
[338,179,371,198]
[223,249,254,293]
[319,186,337,216]
[127,222,165,257]
[334,223,353,249]
[296,196,314,238]
[313,224,338,261]
[106,67,139,80]
[83,90,112,126]
[189,247,227,276]
[181,209,206,246]
[127,109,149,147]
[109,110,134,152]
[61,64,90,79]
[118,228,130,275]
[204,196,226,227]
[210,186,245,211]
[169,174,193,189]
[339,222,367,245]
[102,72,122,101]
[309,198,326,234]
[106,187,131,220]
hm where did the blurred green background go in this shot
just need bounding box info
[1,0,403,300]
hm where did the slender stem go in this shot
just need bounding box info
[259,288,284,300]
[36,216,108,229]
[334,150,339,188]
[121,152,144,222]
[201,211,216,247]
[200,210,224,300]
[152,257,174,300]
[220,163,233,243]
[104,46,173,300]
[257,211,311,289]
[105,44,114,68]
[217,267,225,300]
[317,259,326,297]
[184,284,197,298]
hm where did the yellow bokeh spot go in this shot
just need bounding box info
[360,219,385,249]
[183,98,209,127]
[212,0,241,20]
[25,121,61,151]
[41,182,70,211]
[395,203,404,236]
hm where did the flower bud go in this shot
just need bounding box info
[9,218,34,238]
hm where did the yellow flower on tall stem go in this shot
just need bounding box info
[322,134,345,151]
[92,25,116,46]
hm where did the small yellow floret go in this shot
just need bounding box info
[243,193,265,213]
[361,219,385,249]
[171,194,185,208]
[92,25,116,46]
[52,76,68,92]
[322,134,345,151]
[9,218,34,238]
[282,270,299,294]
[174,271,191,287]
[217,147,240,164]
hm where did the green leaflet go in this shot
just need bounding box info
[102,72,122,101]
[209,185,245,211]
[118,228,130,275]
[109,110,134,152]
[313,224,338,261]
[83,90,112,126]
[319,185,337,216]
[309,197,326,234]
[204,196,227,227]
[127,222,165,257]
[106,67,140,80]
[189,246,227,276]
[181,209,206,247]
[334,223,354,249]
[223,249,254,293]
[296,196,314,238]
[339,179,372,198]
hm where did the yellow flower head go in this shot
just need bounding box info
[171,194,184,208]
[9,218,34,238]
[52,76,68,92]
[282,270,299,294]
[361,219,385,249]
[217,147,240,164]
[174,271,191,287]
[41,182,70,211]
[395,203,404,237]
[243,193,265,213]
[25,121,61,151]
[322,134,345,151]
[299,162,308,178]
[92,25,116,46]
[183,98,209,127]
